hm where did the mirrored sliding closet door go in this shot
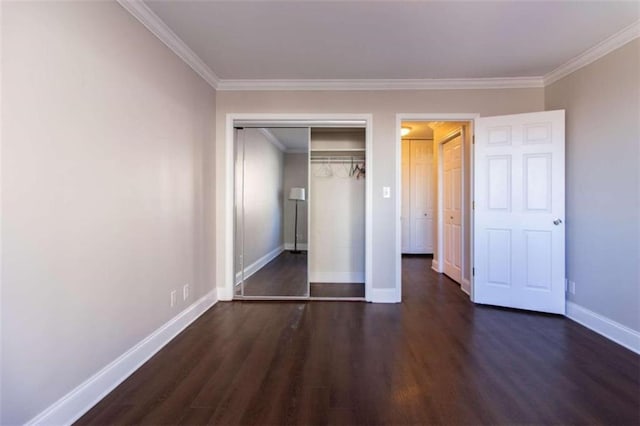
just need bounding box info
[234,127,310,298]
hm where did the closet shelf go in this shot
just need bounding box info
[310,148,365,152]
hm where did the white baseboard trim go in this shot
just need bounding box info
[461,278,471,296]
[26,290,218,426]
[371,288,400,303]
[566,301,640,355]
[235,245,284,284]
[309,271,365,283]
[431,259,441,273]
[284,243,308,251]
[217,285,233,301]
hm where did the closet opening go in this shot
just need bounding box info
[226,115,372,302]
[397,116,476,300]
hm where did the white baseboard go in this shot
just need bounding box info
[566,301,640,355]
[217,285,233,301]
[371,288,400,303]
[235,245,284,284]
[26,290,218,426]
[461,278,471,296]
[284,243,308,251]
[431,259,441,273]
[309,271,365,283]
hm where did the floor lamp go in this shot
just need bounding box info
[289,187,306,253]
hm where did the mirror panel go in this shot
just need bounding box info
[234,128,309,297]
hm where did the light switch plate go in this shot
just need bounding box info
[383,186,391,198]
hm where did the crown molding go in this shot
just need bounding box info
[257,128,286,151]
[117,0,220,89]
[216,77,544,91]
[544,20,640,86]
[258,129,309,154]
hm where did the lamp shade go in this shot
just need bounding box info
[289,187,305,201]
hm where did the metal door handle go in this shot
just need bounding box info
[553,218,563,225]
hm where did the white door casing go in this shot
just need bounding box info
[474,110,565,314]
[443,135,463,283]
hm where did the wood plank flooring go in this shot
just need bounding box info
[309,283,365,298]
[242,251,308,297]
[241,251,365,299]
[77,256,640,425]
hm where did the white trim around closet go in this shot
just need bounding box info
[219,114,374,302]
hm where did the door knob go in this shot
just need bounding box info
[553,218,563,225]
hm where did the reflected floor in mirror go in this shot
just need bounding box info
[243,251,308,297]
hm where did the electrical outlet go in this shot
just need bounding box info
[170,290,177,307]
[568,280,576,295]
[183,284,189,301]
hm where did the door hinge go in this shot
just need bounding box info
[472,267,475,276]
[472,201,475,210]
[472,135,475,144]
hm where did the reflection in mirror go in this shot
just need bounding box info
[234,127,309,297]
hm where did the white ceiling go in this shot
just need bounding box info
[144,1,639,80]
[266,128,309,152]
[401,122,434,139]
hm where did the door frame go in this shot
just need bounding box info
[219,113,374,301]
[395,113,479,302]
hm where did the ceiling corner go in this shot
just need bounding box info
[116,0,220,89]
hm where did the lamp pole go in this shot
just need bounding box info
[293,200,299,253]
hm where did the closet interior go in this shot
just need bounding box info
[234,124,366,300]
[309,128,366,298]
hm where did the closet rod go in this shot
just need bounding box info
[311,159,365,164]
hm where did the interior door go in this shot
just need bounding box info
[443,135,463,283]
[410,140,433,253]
[474,110,565,314]
[401,140,411,253]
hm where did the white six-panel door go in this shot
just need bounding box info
[474,110,565,314]
[443,136,462,282]
[402,140,433,253]
[401,140,411,253]
[411,140,433,253]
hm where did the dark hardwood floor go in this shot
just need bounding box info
[241,251,365,299]
[309,283,365,298]
[77,256,640,425]
[242,251,308,297]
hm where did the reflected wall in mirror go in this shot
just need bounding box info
[234,127,309,298]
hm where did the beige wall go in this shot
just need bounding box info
[283,153,308,247]
[545,39,640,331]
[1,2,216,424]
[216,88,544,295]
[235,128,284,272]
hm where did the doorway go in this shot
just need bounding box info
[396,114,478,301]
[400,122,434,255]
